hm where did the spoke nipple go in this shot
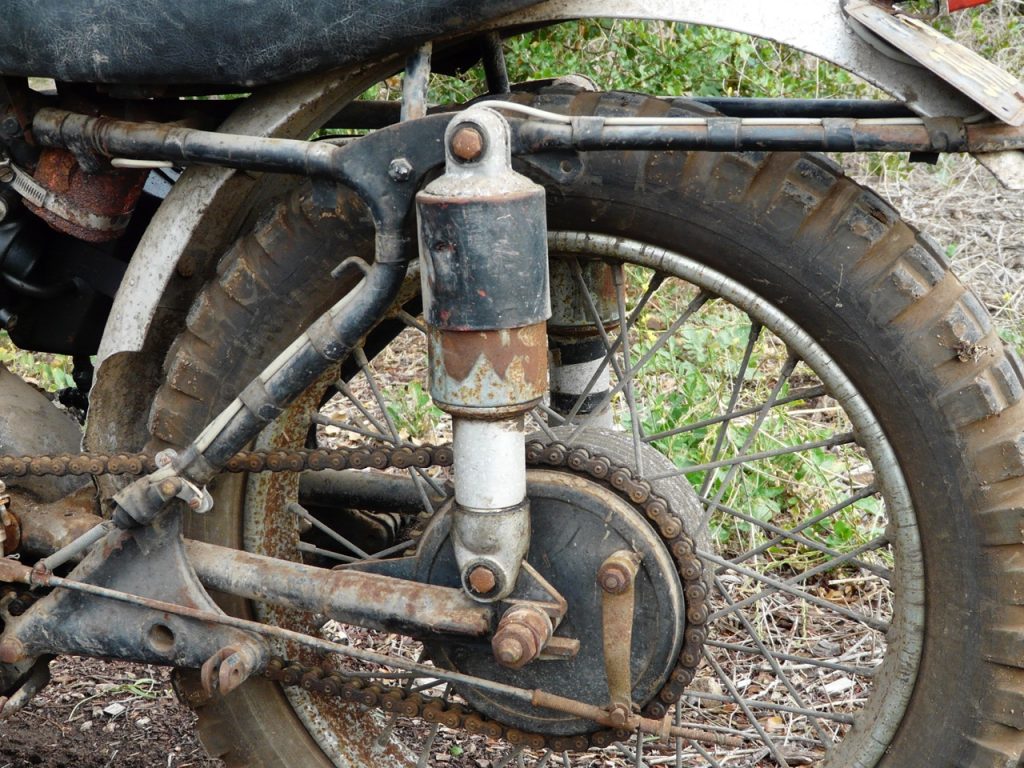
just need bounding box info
[467,565,497,595]
[451,125,485,163]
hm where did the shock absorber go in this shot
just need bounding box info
[416,108,549,602]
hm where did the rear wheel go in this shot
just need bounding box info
[149,90,1024,767]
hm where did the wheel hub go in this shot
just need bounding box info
[415,465,692,736]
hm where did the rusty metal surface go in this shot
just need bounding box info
[429,325,548,415]
[11,485,102,557]
[0,435,712,752]
[845,0,1024,126]
[599,550,641,724]
[185,539,493,638]
[2,513,265,668]
[492,605,553,669]
[22,147,147,242]
[0,481,17,555]
[549,257,617,333]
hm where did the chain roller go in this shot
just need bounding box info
[0,438,707,751]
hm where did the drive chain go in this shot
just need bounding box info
[0,439,708,751]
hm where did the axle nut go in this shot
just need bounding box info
[494,635,526,667]
[467,565,498,596]
[450,125,485,162]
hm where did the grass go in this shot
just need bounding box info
[0,330,75,392]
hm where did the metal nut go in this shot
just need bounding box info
[598,550,641,595]
[493,635,526,667]
[388,157,413,182]
[467,565,497,595]
[450,125,485,162]
[491,606,553,670]
[598,562,631,594]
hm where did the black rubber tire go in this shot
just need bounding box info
[149,89,1024,767]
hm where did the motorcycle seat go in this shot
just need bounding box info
[0,0,539,87]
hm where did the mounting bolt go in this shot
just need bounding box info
[467,564,497,596]
[598,550,641,595]
[450,125,485,162]
[388,157,413,182]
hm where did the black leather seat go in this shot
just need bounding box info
[0,0,539,86]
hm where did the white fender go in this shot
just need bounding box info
[485,0,981,117]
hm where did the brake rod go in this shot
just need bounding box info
[0,556,740,748]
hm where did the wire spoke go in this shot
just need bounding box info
[696,353,798,525]
[710,534,890,623]
[702,649,791,767]
[613,264,647,473]
[557,271,668,430]
[712,576,833,748]
[705,639,877,678]
[701,550,890,632]
[314,412,396,444]
[644,385,828,443]
[686,689,854,725]
[657,430,857,483]
[703,490,891,580]
[353,345,447,510]
[568,289,713,443]
[698,321,762,498]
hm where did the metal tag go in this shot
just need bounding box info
[845,0,1024,126]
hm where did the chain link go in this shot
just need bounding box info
[1,438,707,751]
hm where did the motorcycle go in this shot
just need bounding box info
[0,0,1023,765]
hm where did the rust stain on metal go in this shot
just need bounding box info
[23,147,147,242]
[438,323,547,386]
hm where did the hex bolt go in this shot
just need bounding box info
[388,157,413,182]
[450,125,485,162]
[467,564,498,595]
[597,550,642,595]
[0,166,13,184]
